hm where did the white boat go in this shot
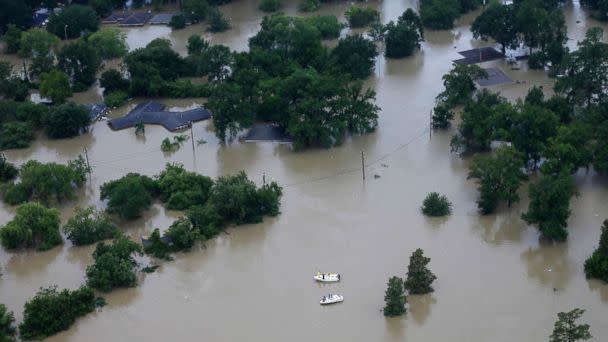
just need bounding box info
[314,272,340,282]
[320,294,344,305]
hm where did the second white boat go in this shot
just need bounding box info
[320,294,344,305]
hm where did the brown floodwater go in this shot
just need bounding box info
[2,1,608,341]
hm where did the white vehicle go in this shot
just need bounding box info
[320,294,344,305]
[314,272,340,282]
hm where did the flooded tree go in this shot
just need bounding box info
[0,154,18,183]
[63,206,120,246]
[100,69,130,95]
[259,0,281,12]
[18,28,59,77]
[0,122,34,150]
[156,163,214,210]
[404,249,437,294]
[46,5,99,40]
[510,103,560,169]
[0,303,16,342]
[207,7,231,33]
[344,6,379,28]
[330,34,378,79]
[0,202,62,251]
[421,192,452,217]
[18,286,98,340]
[450,90,506,153]
[555,28,608,107]
[522,173,577,241]
[86,236,142,292]
[383,276,406,316]
[384,9,424,59]
[100,173,158,220]
[584,220,608,282]
[471,3,519,54]
[541,123,593,176]
[549,308,592,342]
[39,70,72,104]
[88,28,127,60]
[594,122,608,174]
[467,146,528,215]
[431,105,454,129]
[1,157,89,205]
[437,64,487,109]
[57,40,102,91]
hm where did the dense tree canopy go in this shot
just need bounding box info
[19,286,98,340]
[86,236,142,292]
[468,146,528,214]
[437,64,487,109]
[0,0,33,34]
[0,122,34,150]
[57,40,102,91]
[555,28,608,107]
[1,157,88,206]
[0,155,18,183]
[522,173,577,241]
[471,3,519,54]
[0,202,61,251]
[87,27,128,60]
[63,206,120,246]
[46,5,100,40]
[345,6,379,28]
[100,173,158,220]
[156,163,214,210]
[330,35,378,79]
[44,102,91,138]
[384,9,424,59]
[39,70,72,104]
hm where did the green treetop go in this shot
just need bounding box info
[404,248,437,294]
[383,276,406,316]
[549,308,592,342]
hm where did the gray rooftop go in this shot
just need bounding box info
[108,102,211,131]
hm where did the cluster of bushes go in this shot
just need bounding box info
[86,236,142,292]
[421,192,452,217]
[18,286,101,340]
[63,206,120,246]
[585,220,608,282]
[98,164,282,257]
[259,0,282,12]
[0,202,62,251]
[471,0,568,70]
[364,9,424,59]
[0,156,89,205]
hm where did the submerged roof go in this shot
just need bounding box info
[454,47,505,64]
[108,102,211,131]
[242,123,292,143]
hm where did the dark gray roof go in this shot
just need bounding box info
[108,102,211,131]
[454,47,505,65]
[119,12,152,26]
[149,13,177,24]
[102,12,130,23]
[476,67,513,87]
[242,123,292,142]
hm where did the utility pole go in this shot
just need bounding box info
[361,151,365,180]
[83,147,92,180]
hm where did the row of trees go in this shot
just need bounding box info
[383,249,436,316]
[471,0,568,71]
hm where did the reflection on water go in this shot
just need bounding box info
[1,1,608,341]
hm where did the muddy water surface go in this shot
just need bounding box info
[2,1,608,341]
